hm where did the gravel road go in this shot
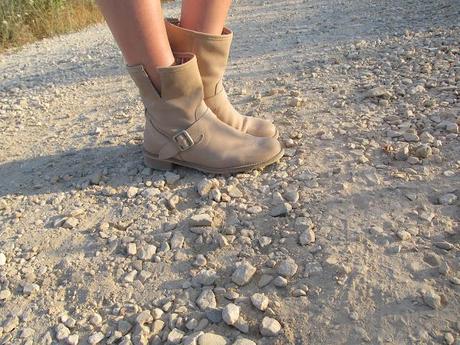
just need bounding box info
[0,0,459,344]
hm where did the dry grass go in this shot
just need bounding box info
[0,0,103,52]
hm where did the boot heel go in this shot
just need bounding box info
[144,156,173,170]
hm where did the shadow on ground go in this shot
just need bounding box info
[0,144,144,197]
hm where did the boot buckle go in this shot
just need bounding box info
[173,130,194,151]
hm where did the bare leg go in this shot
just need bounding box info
[96,0,174,89]
[180,0,232,35]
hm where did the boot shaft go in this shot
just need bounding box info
[165,18,233,99]
[126,53,208,136]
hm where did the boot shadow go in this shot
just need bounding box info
[0,144,148,198]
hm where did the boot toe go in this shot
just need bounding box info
[248,118,279,138]
[256,136,284,164]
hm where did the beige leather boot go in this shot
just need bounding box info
[165,19,278,138]
[126,53,283,174]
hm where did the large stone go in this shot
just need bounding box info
[167,328,185,344]
[196,289,217,310]
[232,262,256,286]
[197,178,217,197]
[260,317,282,337]
[55,323,70,340]
[250,293,269,311]
[232,339,257,345]
[423,290,442,309]
[135,310,153,325]
[88,332,104,344]
[277,258,298,277]
[198,333,229,345]
[190,214,213,227]
[0,252,6,265]
[171,232,185,249]
[299,229,315,245]
[222,303,240,325]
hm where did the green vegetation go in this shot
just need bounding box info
[0,0,103,52]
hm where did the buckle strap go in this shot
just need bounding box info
[158,112,208,160]
[173,130,195,151]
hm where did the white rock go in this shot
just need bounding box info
[222,303,240,325]
[444,332,455,345]
[20,327,35,338]
[273,276,288,287]
[198,333,229,345]
[396,230,411,241]
[136,310,153,325]
[258,236,272,247]
[190,214,213,227]
[193,269,217,286]
[0,289,11,300]
[126,186,139,198]
[250,293,269,311]
[292,288,307,297]
[197,178,216,197]
[423,290,442,309]
[167,328,185,344]
[0,252,6,265]
[232,339,256,345]
[227,185,243,198]
[124,270,137,283]
[196,289,217,310]
[299,229,315,245]
[277,258,298,277]
[152,308,164,320]
[88,331,104,344]
[232,262,257,286]
[67,334,79,345]
[126,242,137,256]
[89,313,103,326]
[260,317,282,337]
[55,324,70,340]
[171,232,185,249]
[23,283,40,295]
[137,244,156,260]
[210,188,222,202]
[167,194,180,209]
[151,319,165,335]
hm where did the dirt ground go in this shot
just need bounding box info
[0,0,459,344]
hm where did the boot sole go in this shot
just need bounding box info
[143,148,284,174]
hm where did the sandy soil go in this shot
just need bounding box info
[0,0,459,344]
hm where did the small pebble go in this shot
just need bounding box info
[0,252,6,266]
[422,290,442,309]
[88,331,104,344]
[126,186,139,198]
